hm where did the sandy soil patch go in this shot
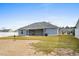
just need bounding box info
[0,40,40,56]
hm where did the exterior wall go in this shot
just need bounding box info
[75,27,79,38]
[18,28,59,36]
[75,21,79,38]
[76,22,79,28]
[44,28,58,36]
[18,29,29,36]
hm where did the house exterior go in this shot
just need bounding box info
[75,19,79,38]
[59,27,75,35]
[0,29,12,32]
[0,32,18,37]
[18,22,59,36]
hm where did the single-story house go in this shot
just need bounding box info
[75,19,79,38]
[18,22,59,36]
[0,29,12,32]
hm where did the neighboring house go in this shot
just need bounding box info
[0,29,18,37]
[75,19,79,38]
[0,32,18,37]
[18,22,59,36]
[59,26,75,35]
[0,29,12,32]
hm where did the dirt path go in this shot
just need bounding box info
[0,40,40,56]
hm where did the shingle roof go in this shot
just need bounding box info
[18,22,59,30]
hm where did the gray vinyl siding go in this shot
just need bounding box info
[75,27,79,38]
[75,21,79,38]
[18,28,59,36]
[76,21,79,28]
[18,29,29,36]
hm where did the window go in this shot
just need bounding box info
[20,30,23,34]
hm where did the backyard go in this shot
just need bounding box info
[0,35,79,56]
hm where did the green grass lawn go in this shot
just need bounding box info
[0,35,79,54]
[32,35,79,54]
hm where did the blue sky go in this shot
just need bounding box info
[0,3,79,30]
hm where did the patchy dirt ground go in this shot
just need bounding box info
[0,40,40,56]
[0,40,79,56]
